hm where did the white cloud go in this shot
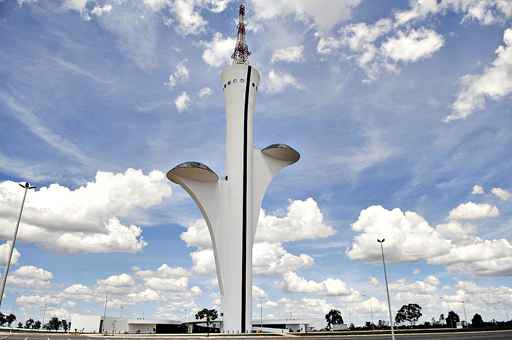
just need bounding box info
[63,284,94,299]
[97,273,135,287]
[199,87,213,98]
[281,272,354,296]
[0,169,170,254]
[448,201,500,220]
[256,198,335,243]
[347,205,451,262]
[127,288,160,303]
[394,0,512,26]
[436,221,478,245]
[251,0,362,31]
[191,242,314,275]
[447,28,512,121]
[491,187,512,201]
[381,28,444,63]
[252,285,267,299]
[253,242,314,275]
[431,238,512,275]
[0,242,20,266]
[317,23,443,79]
[265,69,303,94]
[91,4,112,16]
[143,277,189,291]
[63,0,88,13]
[390,275,440,295]
[143,0,168,11]
[165,61,189,88]
[472,185,485,195]
[54,217,146,253]
[368,276,379,287]
[171,0,207,35]
[175,92,191,112]
[135,264,190,279]
[8,265,53,288]
[183,198,334,247]
[271,45,305,63]
[202,32,235,67]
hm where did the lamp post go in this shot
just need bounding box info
[0,182,36,310]
[378,239,395,340]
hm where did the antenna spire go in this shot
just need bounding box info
[232,1,250,64]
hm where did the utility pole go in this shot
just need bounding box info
[103,294,108,334]
[0,182,36,310]
[260,298,263,332]
[378,239,395,340]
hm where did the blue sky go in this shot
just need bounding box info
[0,0,511,328]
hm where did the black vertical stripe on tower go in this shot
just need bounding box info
[241,65,252,333]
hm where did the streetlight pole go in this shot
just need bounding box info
[378,239,395,340]
[0,182,36,310]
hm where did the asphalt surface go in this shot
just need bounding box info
[1,330,512,340]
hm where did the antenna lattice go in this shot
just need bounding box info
[232,2,250,64]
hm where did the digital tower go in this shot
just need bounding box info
[167,2,300,333]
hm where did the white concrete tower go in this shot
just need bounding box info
[167,2,300,333]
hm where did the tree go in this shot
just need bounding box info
[0,313,6,326]
[472,314,484,328]
[446,311,460,328]
[48,317,60,330]
[33,320,42,330]
[395,304,423,326]
[17,322,22,328]
[195,309,218,334]
[6,314,16,327]
[325,309,344,330]
[25,318,34,329]
[62,319,69,332]
[439,313,445,325]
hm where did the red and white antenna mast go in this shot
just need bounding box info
[232,1,250,64]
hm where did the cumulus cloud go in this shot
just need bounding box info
[390,275,440,295]
[8,265,53,288]
[265,69,303,94]
[91,4,112,17]
[491,187,512,201]
[256,198,335,243]
[381,28,444,63]
[368,276,379,287]
[0,242,20,266]
[97,273,135,287]
[271,45,305,63]
[448,202,500,220]
[175,92,191,112]
[165,61,189,88]
[347,205,451,262]
[348,203,512,276]
[431,238,512,275]
[253,242,314,275]
[472,185,485,195]
[394,0,512,26]
[251,0,362,32]
[281,272,354,296]
[0,169,170,254]
[317,22,443,79]
[191,242,314,275]
[447,28,512,121]
[134,264,190,291]
[199,87,213,99]
[202,32,235,67]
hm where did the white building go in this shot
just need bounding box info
[71,315,183,334]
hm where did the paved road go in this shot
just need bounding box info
[1,330,512,340]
